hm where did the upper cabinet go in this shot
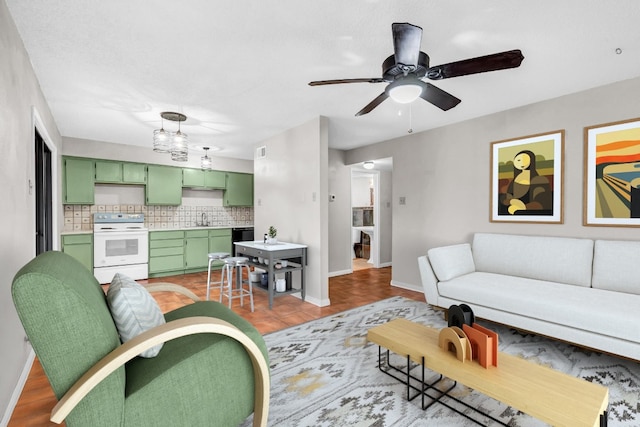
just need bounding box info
[95,161,147,184]
[224,172,253,206]
[63,157,95,204]
[146,165,182,205]
[62,156,253,207]
[182,168,226,189]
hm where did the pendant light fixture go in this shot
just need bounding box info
[201,147,212,169]
[152,115,171,153]
[153,112,189,162]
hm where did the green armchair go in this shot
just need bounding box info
[12,251,269,426]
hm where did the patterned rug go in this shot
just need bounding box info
[241,296,639,426]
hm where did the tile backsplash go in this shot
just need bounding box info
[63,205,254,231]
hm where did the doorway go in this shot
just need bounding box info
[350,157,392,272]
[35,128,53,254]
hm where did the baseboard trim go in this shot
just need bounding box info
[328,269,352,277]
[378,262,392,268]
[390,280,422,293]
[291,293,330,307]
[1,348,35,427]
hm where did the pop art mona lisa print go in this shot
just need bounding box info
[491,131,564,223]
[585,117,640,226]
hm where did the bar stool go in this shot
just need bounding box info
[220,257,254,312]
[206,252,230,300]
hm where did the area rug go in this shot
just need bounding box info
[241,296,639,426]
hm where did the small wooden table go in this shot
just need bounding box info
[367,318,609,427]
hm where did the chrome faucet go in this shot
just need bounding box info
[201,212,208,226]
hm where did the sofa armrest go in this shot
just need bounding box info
[418,255,439,306]
[51,316,270,427]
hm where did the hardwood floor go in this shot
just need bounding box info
[8,267,424,426]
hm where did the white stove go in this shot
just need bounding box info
[93,213,148,283]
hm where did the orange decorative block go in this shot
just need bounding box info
[462,323,499,368]
[438,326,472,362]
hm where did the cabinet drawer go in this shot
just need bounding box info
[150,246,184,257]
[185,229,209,238]
[209,228,231,237]
[149,255,184,273]
[150,239,184,249]
[62,234,93,245]
[149,230,184,240]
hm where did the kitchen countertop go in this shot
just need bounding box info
[234,241,307,251]
[61,225,254,235]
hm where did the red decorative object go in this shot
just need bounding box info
[462,323,499,368]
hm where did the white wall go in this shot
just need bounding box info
[63,136,253,173]
[351,175,372,207]
[378,169,393,265]
[0,1,63,422]
[253,117,330,306]
[328,149,352,275]
[345,75,640,292]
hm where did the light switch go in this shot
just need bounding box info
[399,196,406,205]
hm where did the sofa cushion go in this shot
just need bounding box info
[472,233,594,287]
[107,273,166,358]
[428,243,475,281]
[437,272,639,343]
[593,240,640,295]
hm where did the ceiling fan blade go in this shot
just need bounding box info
[426,49,524,80]
[309,78,385,86]
[355,92,389,116]
[392,22,423,70]
[420,83,461,111]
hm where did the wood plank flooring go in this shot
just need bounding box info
[8,267,423,426]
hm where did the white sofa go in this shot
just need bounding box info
[418,232,640,361]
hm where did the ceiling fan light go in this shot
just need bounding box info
[389,83,422,103]
[363,161,375,170]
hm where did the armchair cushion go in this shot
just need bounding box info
[123,301,269,426]
[107,273,166,357]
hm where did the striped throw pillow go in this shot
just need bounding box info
[107,273,165,358]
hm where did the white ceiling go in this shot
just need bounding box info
[6,1,640,160]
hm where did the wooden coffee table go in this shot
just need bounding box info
[367,318,609,427]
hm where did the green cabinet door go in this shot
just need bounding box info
[146,165,182,205]
[63,157,95,204]
[182,168,205,187]
[224,172,253,206]
[205,170,226,189]
[123,163,146,184]
[95,161,122,183]
[61,234,93,271]
[184,232,210,270]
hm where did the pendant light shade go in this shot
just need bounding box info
[201,147,212,169]
[153,111,189,161]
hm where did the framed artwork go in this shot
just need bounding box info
[584,117,640,226]
[490,130,564,223]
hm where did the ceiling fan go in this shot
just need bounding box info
[309,22,524,116]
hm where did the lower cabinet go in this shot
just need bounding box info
[61,233,93,272]
[148,231,184,277]
[149,228,232,277]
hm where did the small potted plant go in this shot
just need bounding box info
[267,226,277,244]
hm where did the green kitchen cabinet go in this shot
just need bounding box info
[224,172,253,206]
[95,161,122,183]
[61,233,93,271]
[146,165,182,205]
[122,163,146,184]
[148,230,184,277]
[204,170,226,189]
[209,228,232,264]
[184,229,210,271]
[183,168,226,189]
[96,161,146,184]
[63,157,95,204]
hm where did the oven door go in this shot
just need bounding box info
[94,230,149,268]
